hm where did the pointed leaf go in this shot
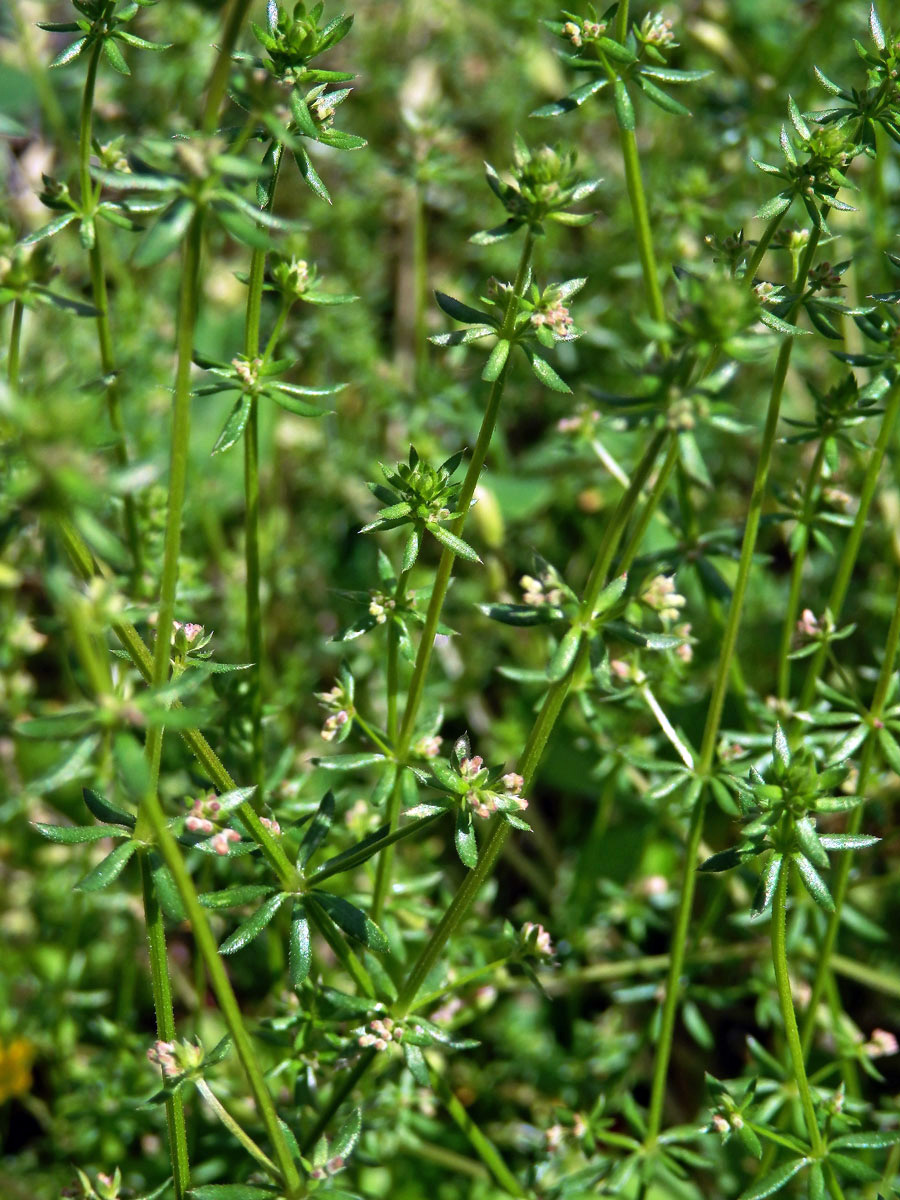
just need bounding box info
[298,791,335,867]
[738,1157,808,1200]
[428,523,482,563]
[34,822,128,844]
[289,902,312,986]
[454,809,478,869]
[793,853,834,912]
[219,893,286,954]
[311,891,389,952]
[75,839,138,891]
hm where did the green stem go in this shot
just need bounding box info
[57,516,298,888]
[140,853,191,1199]
[413,180,428,391]
[142,214,204,791]
[370,229,535,921]
[616,433,679,575]
[776,439,827,699]
[195,1078,279,1178]
[618,123,666,329]
[244,246,266,802]
[7,299,23,387]
[645,227,822,1145]
[78,40,143,578]
[433,1072,527,1197]
[386,568,412,743]
[797,382,900,712]
[393,430,672,1019]
[771,856,824,1155]
[799,567,900,1056]
[138,789,303,1196]
[201,0,253,134]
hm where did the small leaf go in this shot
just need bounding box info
[482,338,510,381]
[751,855,783,917]
[478,602,562,627]
[455,809,478,869]
[870,4,886,51]
[807,1163,824,1200]
[83,787,136,828]
[332,1107,362,1160]
[188,1188,278,1200]
[830,1130,900,1150]
[529,353,571,393]
[198,884,275,909]
[434,292,493,325]
[428,523,482,564]
[134,199,194,268]
[35,819,129,845]
[546,625,581,681]
[289,902,311,986]
[738,1157,808,1200]
[298,790,335,867]
[49,37,88,68]
[312,891,389,952]
[699,846,744,873]
[756,193,792,221]
[403,1042,430,1086]
[219,893,286,955]
[614,80,635,131]
[592,573,628,616]
[211,395,251,454]
[151,860,186,923]
[75,839,138,891]
[794,817,828,868]
[877,726,900,774]
[772,723,791,772]
[793,853,835,912]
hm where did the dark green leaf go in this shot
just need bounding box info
[34,822,128,844]
[299,790,336,867]
[75,839,138,891]
[289,902,311,987]
[219,893,287,954]
[738,1157,808,1200]
[428,523,482,564]
[455,809,478,869]
[311,891,389,952]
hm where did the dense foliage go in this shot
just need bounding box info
[2,1,900,1198]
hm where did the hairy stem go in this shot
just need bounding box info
[7,299,23,387]
[776,439,826,699]
[371,228,535,920]
[645,226,822,1144]
[771,854,824,1155]
[140,853,191,1199]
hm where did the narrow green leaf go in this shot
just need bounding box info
[793,853,835,912]
[738,1157,808,1200]
[75,839,138,891]
[219,893,286,955]
[428,523,482,564]
[211,396,251,454]
[482,338,510,381]
[877,725,900,773]
[830,1130,900,1150]
[34,822,128,844]
[794,817,828,868]
[751,855,783,916]
[289,902,312,986]
[434,291,493,325]
[529,353,571,393]
[49,37,88,68]
[403,1042,430,1086]
[298,790,335,867]
[756,193,792,221]
[312,891,389,952]
[547,625,581,681]
[82,787,136,828]
[614,80,635,130]
[134,199,194,268]
[454,809,478,869]
[198,884,276,909]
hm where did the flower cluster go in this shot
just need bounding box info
[184,795,242,855]
[357,1015,404,1051]
[473,139,600,243]
[147,1037,204,1080]
[640,575,686,623]
[520,570,565,608]
[519,921,555,960]
[316,676,355,742]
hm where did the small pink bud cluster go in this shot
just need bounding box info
[285,257,309,293]
[864,1028,898,1058]
[502,772,524,795]
[557,407,600,435]
[316,682,353,741]
[520,573,564,607]
[231,356,262,389]
[610,658,646,685]
[640,12,676,47]
[531,300,574,339]
[521,921,554,959]
[562,21,582,47]
[459,754,484,780]
[796,608,820,637]
[185,794,221,834]
[429,995,463,1025]
[675,622,693,663]
[641,574,686,622]
[414,734,443,759]
[563,17,606,48]
[358,1016,403,1051]
[259,815,281,836]
[147,1040,180,1078]
[753,280,780,306]
[310,1155,346,1180]
[184,795,243,854]
[312,95,336,124]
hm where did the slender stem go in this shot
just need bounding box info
[433,1072,527,1197]
[776,439,827,699]
[371,229,535,921]
[771,856,824,1155]
[413,180,429,391]
[195,1078,279,1178]
[142,215,204,792]
[300,1049,377,1153]
[800,567,900,1055]
[614,0,630,42]
[244,243,266,801]
[645,227,822,1144]
[140,853,191,1199]
[394,430,672,1019]
[797,382,900,712]
[386,568,412,743]
[138,789,303,1196]
[56,517,299,888]
[616,434,679,575]
[201,0,253,134]
[7,299,23,387]
[640,684,694,769]
[306,897,376,999]
[78,42,101,215]
[618,125,666,329]
[743,210,787,285]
